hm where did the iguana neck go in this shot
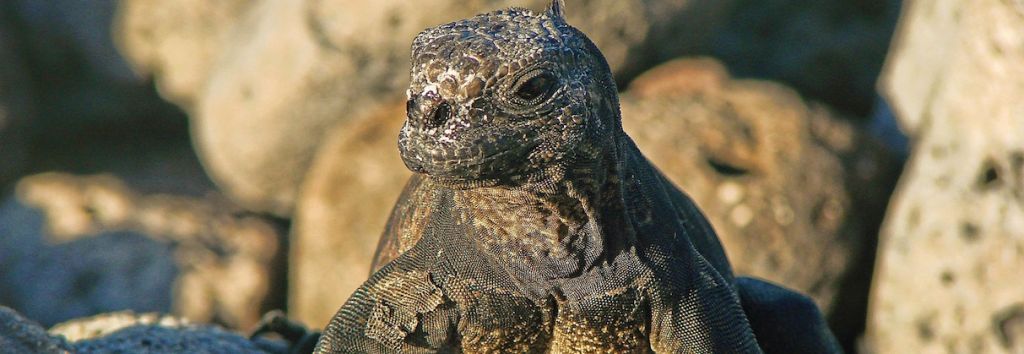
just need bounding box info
[450,133,632,283]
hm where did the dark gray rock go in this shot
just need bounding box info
[0,306,71,354]
[71,325,270,354]
[0,307,287,354]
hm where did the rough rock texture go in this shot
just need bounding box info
[290,102,411,328]
[0,17,32,191]
[620,58,900,349]
[710,0,902,116]
[288,59,899,343]
[0,173,282,330]
[866,1,1024,353]
[115,0,736,216]
[54,311,287,353]
[0,306,72,353]
[0,307,285,353]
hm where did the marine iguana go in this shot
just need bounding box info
[313,2,839,353]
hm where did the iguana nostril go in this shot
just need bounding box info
[428,102,452,128]
[406,97,417,117]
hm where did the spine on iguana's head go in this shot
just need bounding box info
[398,0,622,189]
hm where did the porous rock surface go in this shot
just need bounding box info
[0,173,281,330]
[866,0,1024,353]
[0,306,71,354]
[0,307,284,353]
[114,0,736,216]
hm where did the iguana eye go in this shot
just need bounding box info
[512,71,557,105]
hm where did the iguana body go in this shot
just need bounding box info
[316,2,837,353]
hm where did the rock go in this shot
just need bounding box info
[5,0,206,197]
[709,0,902,116]
[865,1,1024,353]
[0,173,282,330]
[50,311,192,342]
[0,306,71,353]
[0,17,33,191]
[114,0,256,106]
[116,0,736,216]
[290,102,411,328]
[0,307,285,353]
[54,311,287,353]
[621,58,899,349]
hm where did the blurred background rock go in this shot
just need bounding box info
[865,0,1024,352]
[7,0,1016,353]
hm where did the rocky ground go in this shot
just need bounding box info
[0,0,1019,353]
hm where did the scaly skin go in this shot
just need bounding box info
[317,2,836,353]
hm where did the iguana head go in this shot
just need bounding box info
[399,1,621,188]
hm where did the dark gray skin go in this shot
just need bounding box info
[316,2,838,353]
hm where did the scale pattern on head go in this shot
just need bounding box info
[398,2,621,188]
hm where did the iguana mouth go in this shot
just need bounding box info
[399,123,544,185]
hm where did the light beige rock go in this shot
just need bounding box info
[114,0,256,106]
[866,1,1024,353]
[50,311,191,342]
[117,0,734,216]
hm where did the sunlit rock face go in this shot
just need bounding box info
[866,1,1024,353]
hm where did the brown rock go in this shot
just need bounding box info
[622,58,899,347]
[289,102,411,328]
[0,173,282,330]
[117,0,736,216]
[866,1,1024,353]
